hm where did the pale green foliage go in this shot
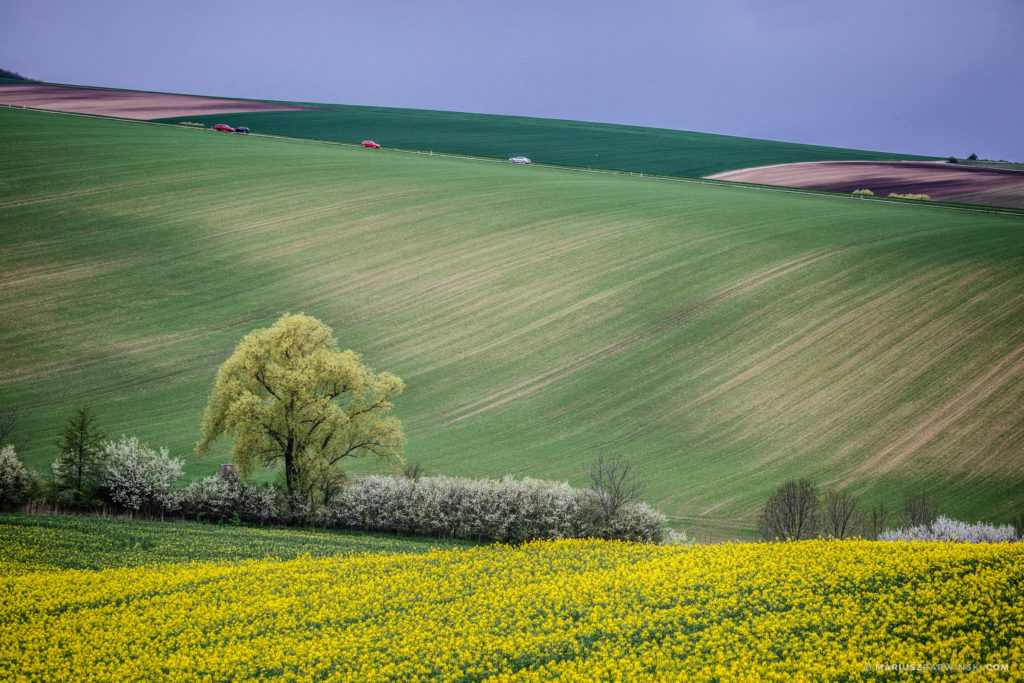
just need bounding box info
[0,445,38,511]
[851,188,874,196]
[291,451,350,509]
[197,314,405,499]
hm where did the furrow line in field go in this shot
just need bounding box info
[425,246,855,428]
[791,273,1023,461]
[0,170,231,210]
[856,343,1024,476]
[338,225,630,329]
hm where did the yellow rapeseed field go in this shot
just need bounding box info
[1,537,1021,681]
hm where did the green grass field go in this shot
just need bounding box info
[0,513,469,574]
[158,104,937,178]
[2,107,1022,539]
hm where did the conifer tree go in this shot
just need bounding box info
[53,405,106,506]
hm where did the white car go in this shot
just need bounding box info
[508,156,531,164]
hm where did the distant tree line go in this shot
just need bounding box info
[757,478,1021,543]
[0,67,38,82]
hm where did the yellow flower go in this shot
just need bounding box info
[2,527,1022,681]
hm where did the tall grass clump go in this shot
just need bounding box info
[316,474,667,543]
[880,516,1020,543]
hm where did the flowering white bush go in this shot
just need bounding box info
[183,474,278,524]
[596,500,670,543]
[183,475,236,521]
[0,445,37,511]
[235,481,279,524]
[99,436,183,514]
[317,474,668,544]
[880,515,1019,543]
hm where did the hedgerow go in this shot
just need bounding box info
[181,473,278,525]
[316,474,667,544]
[879,515,1019,543]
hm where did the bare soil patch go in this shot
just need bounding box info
[0,83,317,120]
[708,161,1024,209]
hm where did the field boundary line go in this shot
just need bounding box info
[3,103,1021,218]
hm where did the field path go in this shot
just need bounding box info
[0,83,316,119]
[708,160,1024,209]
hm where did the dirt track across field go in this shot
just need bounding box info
[0,83,317,120]
[708,161,1024,209]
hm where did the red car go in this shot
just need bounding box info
[214,124,235,132]
[361,140,381,148]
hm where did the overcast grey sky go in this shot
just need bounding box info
[3,0,1022,160]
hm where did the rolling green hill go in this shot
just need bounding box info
[2,107,1021,539]
[157,104,938,178]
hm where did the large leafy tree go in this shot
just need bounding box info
[197,314,405,497]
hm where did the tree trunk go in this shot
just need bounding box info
[284,436,296,494]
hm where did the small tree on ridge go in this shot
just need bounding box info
[756,479,820,541]
[586,454,645,528]
[822,489,860,539]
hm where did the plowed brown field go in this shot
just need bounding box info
[0,83,316,119]
[709,161,1024,209]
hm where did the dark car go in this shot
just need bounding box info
[235,126,250,134]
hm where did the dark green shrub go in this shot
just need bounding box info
[0,67,36,82]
